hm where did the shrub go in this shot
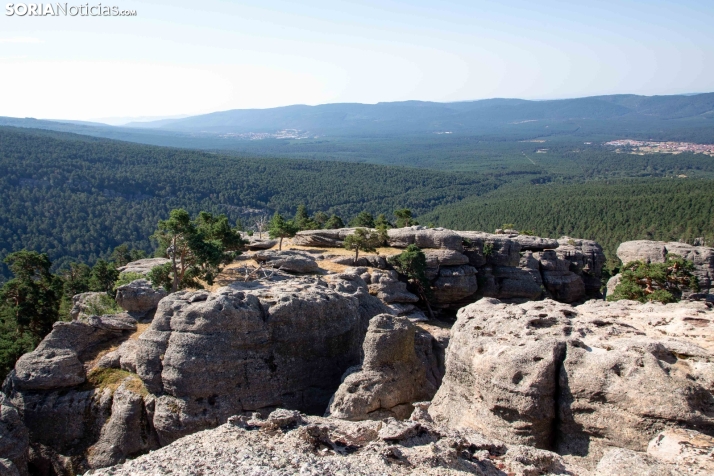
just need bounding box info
[608,253,699,304]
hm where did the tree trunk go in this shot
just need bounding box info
[279,236,283,251]
[355,248,359,263]
[171,236,179,293]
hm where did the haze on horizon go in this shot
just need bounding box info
[0,0,712,122]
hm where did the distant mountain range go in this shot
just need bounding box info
[120,93,714,136]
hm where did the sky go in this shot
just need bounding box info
[0,0,712,122]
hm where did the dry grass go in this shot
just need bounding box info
[86,368,149,396]
[130,323,151,340]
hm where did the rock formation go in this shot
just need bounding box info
[115,279,167,319]
[89,406,583,476]
[3,274,389,473]
[0,393,29,476]
[429,297,714,468]
[615,240,713,293]
[116,258,170,276]
[326,314,439,420]
[253,250,320,273]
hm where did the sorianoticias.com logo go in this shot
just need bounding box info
[5,3,137,16]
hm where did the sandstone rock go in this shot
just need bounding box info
[432,265,478,305]
[430,298,714,466]
[89,412,579,476]
[512,235,559,251]
[423,249,469,267]
[0,394,28,476]
[244,238,278,250]
[617,240,714,293]
[595,448,676,476]
[541,270,586,302]
[135,276,373,444]
[253,250,319,273]
[367,270,418,304]
[87,381,157,468]
[387,226,463,251]
[556,237,606,296]
[606,273,621,297]
[461,232,522,268]
[12,315,137,391]
[292,228,361,247]
[115,279,166,317]
[647,428,714,474]
[69,292,108,320]
[327,315,438,421]
[116,258,170,275]
[330,254,388,269]
[480,252,544,300]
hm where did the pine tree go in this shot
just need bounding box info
[269,212,299,251]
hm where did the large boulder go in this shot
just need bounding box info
[292,228,361,247]
[244,238,278,250]
[431,265,478,305]
[429,298,714,466]
[116,258,170,276]
[367,270,418,304]
[536,250,586,303]
[479,251,544,300]
[460,232,522,267]
[423,249,469,267]
[0,394,29,476]
[387,226,463,251]
[115,279,166,317]
[69,292,109,320]
[253,250,319,273]
[135,276,379,444]
[326,315,438,421]
[556,237,606,296]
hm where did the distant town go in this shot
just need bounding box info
[605,139,714,156]
[219,129,317,140]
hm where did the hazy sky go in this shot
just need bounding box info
[1,0,712,121]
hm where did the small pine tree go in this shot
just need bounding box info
[375,214,392,229]
[343,228,387,262]
[394,209,415,228]
[312,211,329,229]
[608,254,699,304]
[350,211,375,228]
[388,244,434,318]
[324,214,345,229]
[294,205,317,231]
[89,259,119,296]
[269,212,299,250]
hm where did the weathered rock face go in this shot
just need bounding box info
[431,265,478,305]
[387,226,463,251]
[330,254,389,269]
[365,270,419,304]
[326,315,438,421]
[292,228,361,247]
[137,275,387,445]
[556,237,606,296]
[479,252,544,301]
[115,279,166,318]
[244,238,278,250]
[69,292,108,320]
[6,274,388,472]
[253,250,320,273]
[617,240,714,292]
[429,298,714,466]
[116,258,170,276]
[646,428,714,475]
[0,394,29,476]
[89,407,582,476]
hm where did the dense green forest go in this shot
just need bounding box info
[0,127,500,279]
[421,179,714,259]
[2,125,714,282]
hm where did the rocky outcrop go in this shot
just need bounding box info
[365,269,418,304]
[431,265,478,306]
[5,273,388,472]
[387,226,463,251]
[253,250,320,273]
[292,228,360,247]
[244,238,278,250]
[69,292,108,320]
[616,240,714,293]
[90,408,582,476]
[326,315,438,421]
[135,278,372,444]
[116,258,170,276]
[429,298,714,467]
[115,279,166,318]
[0,394,29,476]
[330,254,389,269]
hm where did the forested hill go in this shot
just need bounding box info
[421,179,714,260]
[0,126,498,279]
[127,93,714,135]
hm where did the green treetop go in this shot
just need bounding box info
[324,214,345,229]
[343,228,387,262]
[608,253,699,303]
[269,212,299,250]
[350,211,375,228]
